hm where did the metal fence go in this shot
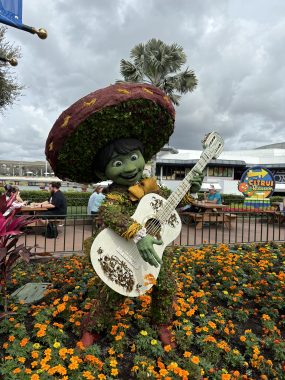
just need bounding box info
[19,211,285,254]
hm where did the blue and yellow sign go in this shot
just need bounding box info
[238,166,275,208]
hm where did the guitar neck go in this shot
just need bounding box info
[157,151,212,223]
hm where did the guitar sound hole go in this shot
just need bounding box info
[145,218,161,239]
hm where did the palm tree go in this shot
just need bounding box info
[119,39,198,105]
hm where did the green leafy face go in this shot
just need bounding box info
[104,149,145,186]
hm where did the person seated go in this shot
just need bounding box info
[204,184,222,204]
[2,186,27,216]
[87,186,106,215]
[178,192,201,213]
[3,184,13,201]
[11,186,27,205]
[35,182,67,219]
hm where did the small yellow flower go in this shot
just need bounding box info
[53,341,61,349]
[151,339,157,345]
[111,368,119,376]
[140,330,148,336]
[33,343,41,349]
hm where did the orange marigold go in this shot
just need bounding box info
[31,375,40,380]
[20,337,29,347]
[164,345,172,352]
[221,374,231,380]
[191,356,200,365]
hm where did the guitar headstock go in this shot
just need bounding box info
[202,132,224,159]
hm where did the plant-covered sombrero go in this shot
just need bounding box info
[45,83,175,183]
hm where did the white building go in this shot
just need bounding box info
[156,143,285,195]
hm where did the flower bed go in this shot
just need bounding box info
[1,242,285,379]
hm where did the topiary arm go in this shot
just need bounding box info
[99,194,143,239]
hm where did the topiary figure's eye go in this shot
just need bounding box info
[130,153,139,161]
[113,160,123,167]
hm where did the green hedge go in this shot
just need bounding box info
[0,188,91,206]
[20,190,91,206]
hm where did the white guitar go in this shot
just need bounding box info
[90,132,224,296]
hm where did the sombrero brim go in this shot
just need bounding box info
[45,83,175,183]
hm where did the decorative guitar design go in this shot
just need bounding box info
[90,132,224,296]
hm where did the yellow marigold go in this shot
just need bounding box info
[83,371,95,380]
[262,314,271,321]
[151,339,157,345]
[191,356,200,365]
[33,343,41,349]
[140,330,148,336]
[183,351,191,358]
[111,368,119,376]
[108,348,116,355]
[110,359,118,367]
[18,357,26,363]
[167,362,178,370]
[98,375,107,380]
[69,362,79,370]
[106,193,124,202]
[53,341,61,349]
[131,366,139,372]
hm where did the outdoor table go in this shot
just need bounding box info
[21,205,48,214]
[191,201,226,212]
[180,201,236,229]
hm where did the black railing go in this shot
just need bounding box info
[177,211,284,246]
[19,211,285,254]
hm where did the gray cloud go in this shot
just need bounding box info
[0,0,284,160]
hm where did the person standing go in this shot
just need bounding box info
[87,186,106,215]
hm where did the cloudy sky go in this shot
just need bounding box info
[0,0,285,161]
